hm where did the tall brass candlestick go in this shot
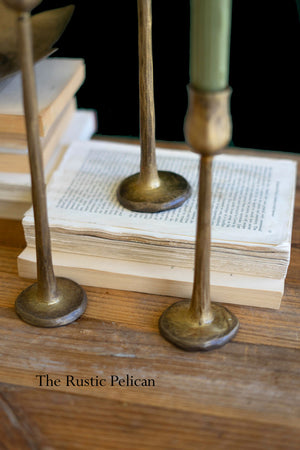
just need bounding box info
[4,0,87,327]
[159,87,239,351]
[117,0,191,213]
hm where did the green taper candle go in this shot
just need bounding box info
[190,0,232,91]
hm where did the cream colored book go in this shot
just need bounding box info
[0,98,76,173]
[18,247,285,309]
[19,140,297,308]
[0,57,85,136]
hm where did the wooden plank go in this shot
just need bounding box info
[0,383,299,450]
[0,246,21,275]
[0,303,299,429]
[0,144,300,448]
[0,219,26,248]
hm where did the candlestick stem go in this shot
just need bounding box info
[138,0,159,189]
[3,0,87,327]
[190,154,214,325]
[117,0,191,212]
[159,86,239,351]
[18,11,57,302]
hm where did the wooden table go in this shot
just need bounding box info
[0,144,300,449]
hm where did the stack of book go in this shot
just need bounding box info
[0,57,97,219]
[18,140,297,309]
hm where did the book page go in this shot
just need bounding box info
[23,141,297,246]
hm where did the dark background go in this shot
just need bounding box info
[35,0,300,153]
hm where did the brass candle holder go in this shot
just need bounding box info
[4,0,87,327]
[159,86,239,351]
[117,0,191,213]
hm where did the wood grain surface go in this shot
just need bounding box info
[0,144,299,449]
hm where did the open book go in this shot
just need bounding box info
[19,141,297,308]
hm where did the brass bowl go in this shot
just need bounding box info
[0,1,74,80]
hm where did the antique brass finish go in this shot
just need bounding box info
[4,0,87,327]
[159,86,239,351]
[0,1,74,80]
[159,301,239,351]
[15,278,87,327]
[184,87,233,155]
[117,0,191,213]
[117,171,191,213]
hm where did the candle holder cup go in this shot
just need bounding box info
[117,0,191,213]
[4,0,87,327]
[159,86,239,351]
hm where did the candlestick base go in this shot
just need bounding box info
[159,300,239,351]
[117,171,191,213]
[15,277,87,327]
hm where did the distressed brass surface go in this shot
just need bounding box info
[5,0,87,327]
[117,0,191,213]
[159,300,239,351]
[159,86,239,351]
[184,86,232,156]
[0,1,74,80]
[16,278,87,327]
[117,171,191,213]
